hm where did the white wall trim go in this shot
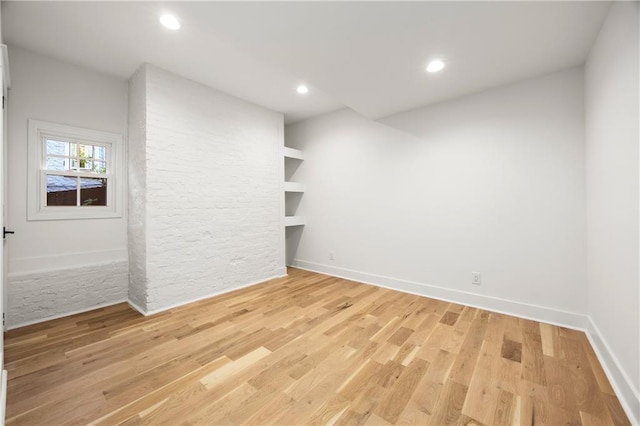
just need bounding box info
[130,272,288,317]
[127,299,146,317]
[1,44,11,88]
[291,259,588,330]
[9,249,127,275]
[0,370,7,426]
[586,318,640,426]
[7,299,128,330]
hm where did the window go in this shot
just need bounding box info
[28,120,123,220]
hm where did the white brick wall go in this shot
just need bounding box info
[7,261,128,329]
[129,65,285,314]
[127,66,148,311]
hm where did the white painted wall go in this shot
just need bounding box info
[5,46,128,327]
[585,2,640,421]
[286,68,587,324]
[128,64,285,314]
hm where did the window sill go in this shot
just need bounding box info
[27,206,122,221]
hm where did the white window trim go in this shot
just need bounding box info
[28,119,124,221]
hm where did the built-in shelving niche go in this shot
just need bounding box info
[284,146,305,265]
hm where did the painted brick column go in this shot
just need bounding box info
[127,64,285,314]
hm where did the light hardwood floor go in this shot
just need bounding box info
[4,268,630,425]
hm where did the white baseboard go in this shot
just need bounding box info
[7,299,128,330]
[290,259,587,329]
[586,318,640,425]
[130,272,288,317]
[0,369,6,426]
[127,299,147,316]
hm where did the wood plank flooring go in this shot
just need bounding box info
[4,268,630,425]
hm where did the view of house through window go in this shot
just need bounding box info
[44,139,109,206]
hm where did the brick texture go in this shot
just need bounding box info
[7,261,128,328]
[128,64,284,314]
[128,66,149,311]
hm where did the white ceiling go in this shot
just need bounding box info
[2,1,610,123]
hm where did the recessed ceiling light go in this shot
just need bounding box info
[426,59,445,73]
[160,14,180,30]
[296,85,309,94]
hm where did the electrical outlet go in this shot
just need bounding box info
[472,272,481,285]
[329,251,335,261]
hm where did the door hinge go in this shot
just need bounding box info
[2,95,4,110]
[2,313,5,327]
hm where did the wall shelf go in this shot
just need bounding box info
[284,182,305,193]
[284,146,305,264]
[284,147,304,160]
[284,216,306,227]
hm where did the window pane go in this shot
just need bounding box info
[71,158,93,170]
[93,161,107,174]
[80,177,107,206]
[47,175,77,206]
[94,146,107,161]
[46,140,69,155]
[46,157,70,171]
[78,159,92,170]
[79,144,93,159]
